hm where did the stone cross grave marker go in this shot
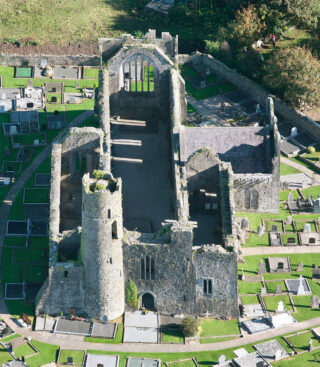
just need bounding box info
[277,300,284,313]
[297,275,305,295]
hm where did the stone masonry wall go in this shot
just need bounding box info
[0,54,99,66]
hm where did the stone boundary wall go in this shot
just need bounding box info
[49,143,61,240]
[96,68,111,172]
[169,68,189,221]
[0,53,100,66]
[178,53,320,141]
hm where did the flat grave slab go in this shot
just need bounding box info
[233,351,269,367]
[271,312,296,328]
[29,221,48,236]
[54,318,91,336]
[35,316,46,331]
[64,93,82,104]
[234,348,248,358]
[53,66,79,80]
[44,317,56,331]
[254,339,289,361]
[25,205,49,221]
[7,221,28,236]
[126,357,160,367]
[242,304,265,318]
[312,326,320,338]
[123,326,158,343]
[268,257,291,273]
[91,322,117,338]
[241,317,272,334]
[47,111,66,130]
[85,354,119,367]
[25,282,42,302]
[5,283,24,300]
[35,173,51,186]
[280,140,301,156]
[124,311,158,328]
[285,278,311,294]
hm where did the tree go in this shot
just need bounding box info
[125,279,139,310]
[181,317,198,337]
[229,5,265,49]
[264,47,320,109]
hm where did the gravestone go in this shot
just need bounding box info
[258,259,266,274]
[277,301,284,313]
[291,127,298,137]
[67,357,73,364]
[241,217,249,230]
[241,268,245,281]
[200,80,207,88]
[317,217,320,225]
[275,284,282,294]
[297,276,305,295]
[275,349,282,361]
[103,315,108,324]
[313,266,320,279]
[309,338,314,352]
[75,81,80,89]
[3,178,10,185]
[287,192,294,202]
[4,146,10,157]
[296,262,304,272]
[311,295,319,309]
[271,225,278,232]
[34,139,39,146]
[286,216,293,225]
[261,287,267,296]
[27,79,33,88]
[287,237,296,245]
[304,223,311,233]
[9,126,17,135]
[218,355,226,365]
[258,225,265,236]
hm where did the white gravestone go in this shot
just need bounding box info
[297,275,305,295]
[291,127,298,137]
[277,301,284,313]
[218,355,226,365]
[304,223,311,233]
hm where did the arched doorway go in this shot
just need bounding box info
[141,292,156,311]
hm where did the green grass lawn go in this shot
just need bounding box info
[287,331,320,353]
[22,266,47,282]
[302,151,320,162]
[282,233,299,245]
[280,163,302,176]
[85,67,99,79]
[199,318,240,337]
[58,349,85,364]
[4,237,26,247]
[162,329,184,344]
[241,295,260,305]
[14,343,36,358]
[263,295,293,312]
[0,334,21,342]
[168,361,196,367]
[24,340,59,367]
[28,236,49,249]
[85,323,123,344]
[264,220,283,232]
[46,93,62,104]
[13,248,46,264]
[265,280,286,293]
[242,233,269,247]
[295,221,316,232]
[24,188,49,204]
[0,345,13,364]
[12,132,46,146]
[238,281,263,295]
[187,103,196,114]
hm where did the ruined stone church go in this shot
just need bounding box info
[36,30,280,320]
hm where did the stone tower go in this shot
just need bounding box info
[81,172,124,320]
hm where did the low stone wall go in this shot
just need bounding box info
[180,53,320,142]
[0,53,100,66]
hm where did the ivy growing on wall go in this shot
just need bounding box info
[126,279,139,310]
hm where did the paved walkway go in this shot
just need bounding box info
[0,109,94,329]
[187,95,224,126]
[281,156,320,183]
[242,245,320,256]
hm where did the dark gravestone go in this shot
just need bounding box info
[51,96,57,103]
[309,237,316,244]
[278,262,284,270]
[313,266,320,279]
[271,225,278,232]
[288,237,296,244]
[67,357,74,364]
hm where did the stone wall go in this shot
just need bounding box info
[194,246,239,318]
[169,69,189,221]
[36,265,85,316]
[185,53,320,141]
[0,54,99,66]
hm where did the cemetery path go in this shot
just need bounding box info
[0,109,94,331]
[281,156,320,183]
[3,313,320,353]
[186,96,224,126]
[242,246,320,256]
